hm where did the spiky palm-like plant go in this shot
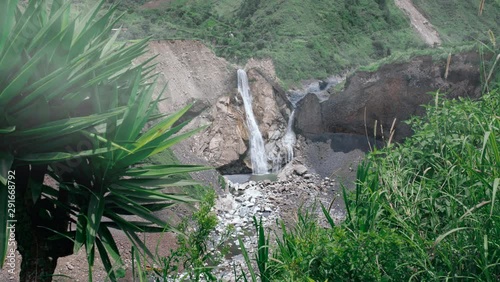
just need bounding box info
[0,1,207,281]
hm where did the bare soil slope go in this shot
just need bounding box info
[395,0,441,46]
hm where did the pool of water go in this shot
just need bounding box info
[224,173,278,184]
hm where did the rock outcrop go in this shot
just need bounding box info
[296,52,483,141]
[141,40,294,173]
[198,65,292,173]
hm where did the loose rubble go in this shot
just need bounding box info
[211,162,346,281]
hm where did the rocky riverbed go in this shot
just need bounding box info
[212,162,346,280]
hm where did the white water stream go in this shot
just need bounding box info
[237,69,268,174]
[282,109,296,163]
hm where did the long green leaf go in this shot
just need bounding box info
[17,147,113,164]
[133,104,193,150]
[81,131,132,154]
[238,236,257,282]
[95,238,118,281]
[0,51,44,106]
[98,225,124,271]
[131,246,146,282]
[106,202,175,215]
[113,69,144,144]
[0,0,17,52]
[433,227,469,248]
[0,152,14,186]
[0,0,38,73]
[86,188,106,264]
[108,194,167,227]
[74,214,87,253]
[27,1,72,51]
[321,202,336,228]
[115,120,192,168]
[12,107,126,138]
[0,126,15,134]
[102,221,167,233]
[109,183,196,203]
[149,126,208,157]
[100,26,121,58]
[491,178,499,217]
[125,165,211,178]
[117,178,200,188]
[10,66,69,112]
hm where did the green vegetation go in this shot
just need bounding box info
[96,0,500,87]
[235,43,500,281]
[358,43,476,72]
[134,57,499,280]
[0,1,208,280]
[2,0,499,281]
[412,0,500,44]
[132,189,231,281]
[145,148,211,201]
[112,0,423,86]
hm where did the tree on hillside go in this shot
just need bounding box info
[0,1,206,281]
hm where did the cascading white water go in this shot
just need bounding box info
[237,69,268,175]
[282,109,296,163]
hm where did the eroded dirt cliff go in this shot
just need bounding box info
[296,52,483,141]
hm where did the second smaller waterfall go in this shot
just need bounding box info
[237,69,268,175]
[282,109,296,163]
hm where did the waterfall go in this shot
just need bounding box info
[237,69,268,175]
[282,109,296,163]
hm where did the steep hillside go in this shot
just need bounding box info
[412,0,500,44]
[115,0,423,85]
[105,0,498,86]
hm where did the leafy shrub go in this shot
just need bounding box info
[139,190,231,281]
[362,89,500,280]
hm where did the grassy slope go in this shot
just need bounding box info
[412,0,500,44]
[74,1,499,87]
[241,0,423,85]
[116,0,423,86]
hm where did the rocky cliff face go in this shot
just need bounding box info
[142,41,482,174]
[141,40,293,173]
[199,64,293,174]
[296,52,483,141]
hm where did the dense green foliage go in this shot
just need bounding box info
[113,0,423,86]
[0,1,208,280]
[239,81,500,280]
[233,37,500,280]
[3,1,499,281]
[412,0,500,44]
[234,88,500,281]
[133,190,229,281]
[99,0,500,86]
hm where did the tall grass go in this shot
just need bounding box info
[236,91,500,281]
[236,43,500,281]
